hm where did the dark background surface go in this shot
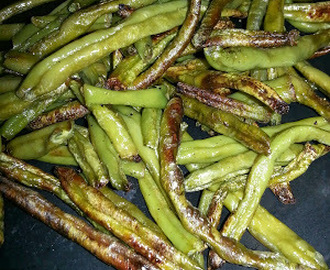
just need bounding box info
[0,0,329,269]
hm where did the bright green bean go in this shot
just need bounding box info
[87,115,129,191]
[0,0,58,23]
[246,0,269,30]
[68,127,109,188]
[90,104,140,161]
[84,85,168,108]
[6,121,73,160]
[17,0,189,100]
[0,24,24,41]
[141,108,162,151]
[287,20,330,33]
[1,84,68,140]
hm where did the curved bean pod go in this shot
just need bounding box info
[204,29,330,72]
[222,125,330,241]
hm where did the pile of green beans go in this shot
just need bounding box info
[0,0,329,269]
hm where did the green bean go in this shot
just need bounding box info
[0,152,74,207]
[31,15,58,28]
[1,84,68,140]
[192,0,231,48]
[68,128,108,188]
[0,0,58,23]
[37,145,78,166]
[141,108,162,151]
[114,105,162,184]
[0,24,24,41]
[176,82,273,122]
[17,0,190,100]
[264,0,285,32]
[181,95,271,155]
[290,70,330,121]
[134,36,153,62]
[185,150,256,191]
[120,160,145,178]
[0,75,22,94]
[79,60,108,86]
[137,168,206,255]
[222,125,330,241]
[89,104,140,161]
[30,0,156,58]
[87,115,129,191]
[284,1,330,23]
[0,152,160,240]
[204,29,298,48]
[160,97,304,270]
[246,0,269,30]
[270,143,329,186]
[225,0,245,9]
[224,191,328,270]
[108,33,176,89]
[3,50,39,74]
[130,0,202,89]
[19,16,67,53]
[180,116,327,151]
[295,60,330,98]
[0,176,159,270]
[184,142,308,192]
[0,91,31,121]
[6,120,73,160]
[168,69,289,114]
[287,20,330,33]
[58,166,203,270]
[206,188,228,270]
[204,29,330,72]
[178,142,248,165]
[111,49,123,70]
[12,24,41,49]
[68,79,84,103]
[84,85,168,108]
[100,185,166,239]
[264,74,296,103]
[67,0,100,12]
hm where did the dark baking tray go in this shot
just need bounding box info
[0,1,329,269]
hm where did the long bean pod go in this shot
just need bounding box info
[30,0,157,57]
[181,95,271,155]
[159,97,308,270]
[87,115,129,191]
[0,0,58,23]
[222,125,330,241]
[1,83,68,140]
[0,193,3,246]
[246,0,269,30]
[284,1,330,23]
[0,176,160,270]
[192,0,231,48]
[6,120,73,160]
[294,60,330,98]
[17,0,193,100]
[168,69,289,114]
[57,166,203,270]
[130,0,202,89]
[0,24,24,41]
[204,29,330,72]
